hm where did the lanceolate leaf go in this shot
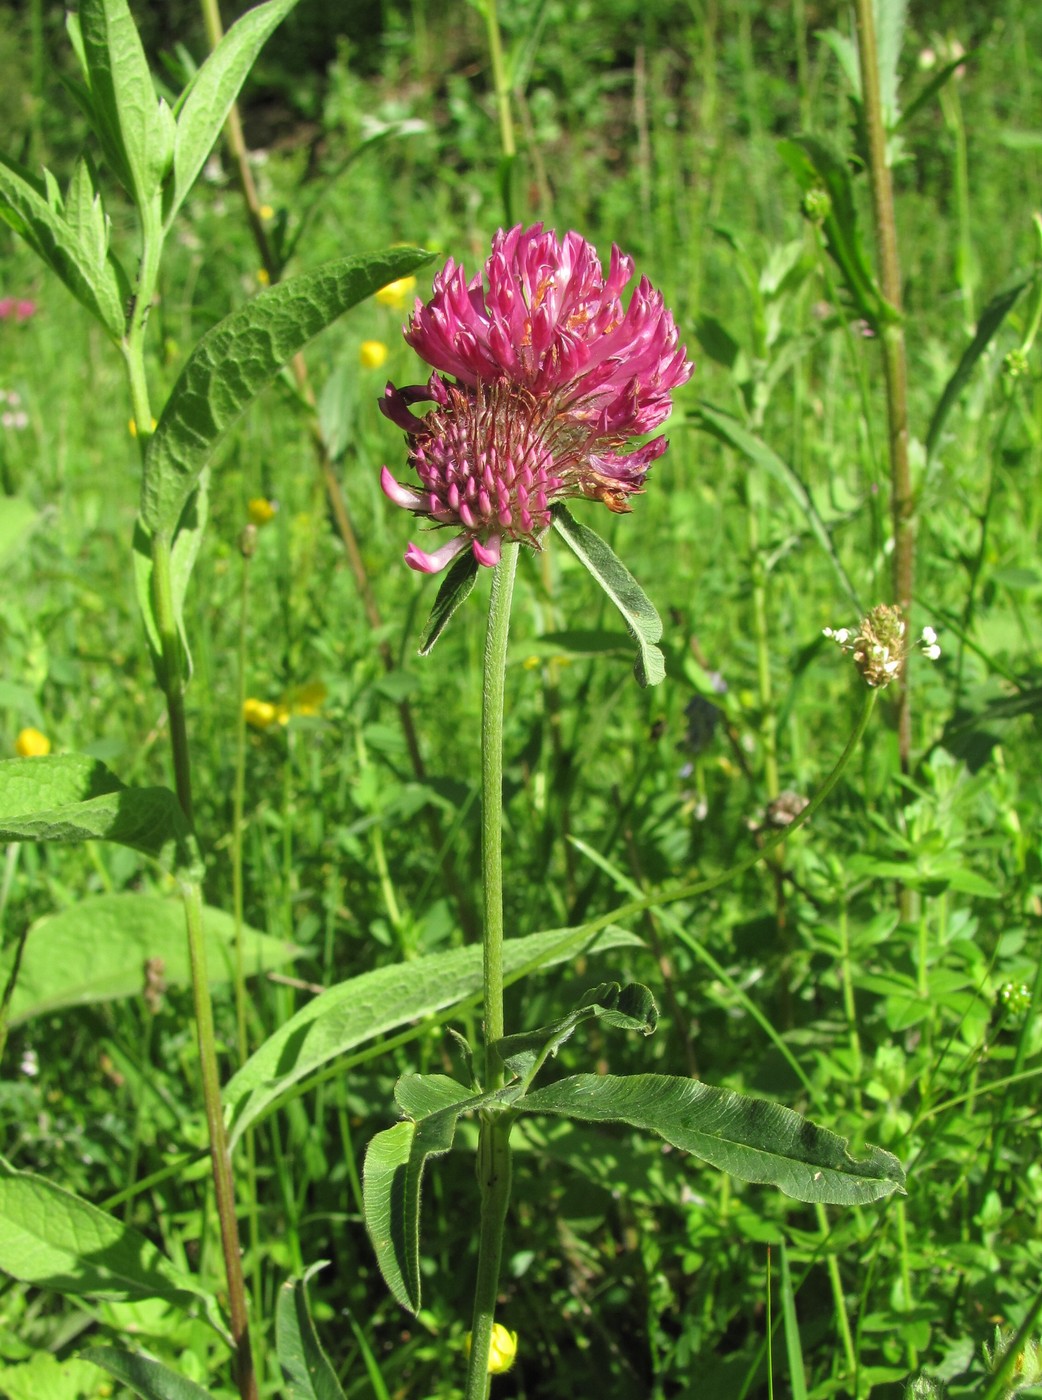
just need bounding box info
[167,0,300,229]
[276,1269,348,1400]
[925,272,1034,463]
[419,549,479,655]
[0,1164,213,1308]
[691,400,862,612]
[0,755,198,873]
[223,923,643,1149]
[81,1348,216,1400]
[140,246,434,536]
[0,154,125,338]
[79,0,172,203]
[550,503,665,687]
[363,1077,510,1313]
[777,136,889,328]
[133,472,210,684]
[521,1074,906,1206]
[1,893,303,1026]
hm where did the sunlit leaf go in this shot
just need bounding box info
[521,1074,906,1205]
[140,246,434,536]
[550,504,665,687]
[276,1267,347,1400]
[81,1348,215,1400]
[223,923,643,1149]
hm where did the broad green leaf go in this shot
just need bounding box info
[223,923,643,1149]
[691,401,862,612]
[777,136,888,328]
[925,273,1033,462]
[167,0,300,229]
[133,472,210,684]
[550,504,665,687]
[0,497,39,568]
[419,549,480,654]
[140,246,434,536]
[0,893,303,1026]
[80,1348,215,1400]
[495,982,658,1088]
[79,0,171,203]
[0,1352,111,1400]
[0,1163,213,1307]
[0,154,125,338]
[363,1076,509,1313]
[521,1074,906,1205]
[0,755,198,874]
[276,1267,347,1400]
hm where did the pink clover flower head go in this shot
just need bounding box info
[381,224,693,573]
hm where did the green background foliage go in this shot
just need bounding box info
[1,0,1040,1396]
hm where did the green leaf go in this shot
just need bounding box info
[419,550,480,654]
[276,1267,347,1400]
[62,157,112,273]
[140,246,434,536]
[0,755,198,873]
[0,1352,115,1400]
[80,1348,215,1400]
[0,154,125,338]
[873,0,908,130]
[550,504,665,687]
[0,893,303,1026]
[223,923,643,1149]
[690,400,862,611]
[363,1077,506,1313]
[133,472,210,684]
[0,497,40,568]
[167,0,300,229]
[79,0,171,203]
[777,135,888,327]
[0,1163,213,1307]
[495,982,658,1087]
[925,273,1034,462]
[521,1074,906,1205]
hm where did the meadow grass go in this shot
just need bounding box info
[1,1,1041,1397]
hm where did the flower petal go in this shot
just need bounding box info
[404,534,470,574]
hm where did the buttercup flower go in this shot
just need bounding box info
[247,497,278,527]
[15,727,51,757]
[376,275,417,311]
[465,1322,518,1375]
[360,339,389,369]
[380,224,693,573]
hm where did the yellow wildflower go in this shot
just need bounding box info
[276,681,327,724]
[465,1323,518,1376]
[247,497,278,527]
[375,276,416,311]
[15,727,51,757]
[360,339,389,369]
[259,204,274,220]
[243,698,279,730]
[256,268,271,287]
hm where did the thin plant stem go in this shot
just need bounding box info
[231,535,264,1322]
[853,0,915,774]
[979,1282,1042,1400]
[813,1204,858,1384]
[465,544,519,1400]
[483,0,517,161]
[150,527,257,1400]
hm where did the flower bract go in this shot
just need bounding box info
[380,224,693,573]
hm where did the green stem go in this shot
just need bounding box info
[481,545,519,1080]
[814,1204,859,1387]
[483,0,517,161]
[150,526,257,1400]
[853,0,915,776]
[465,544,519,1400]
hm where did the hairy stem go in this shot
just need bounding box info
[465,544,519,1400]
